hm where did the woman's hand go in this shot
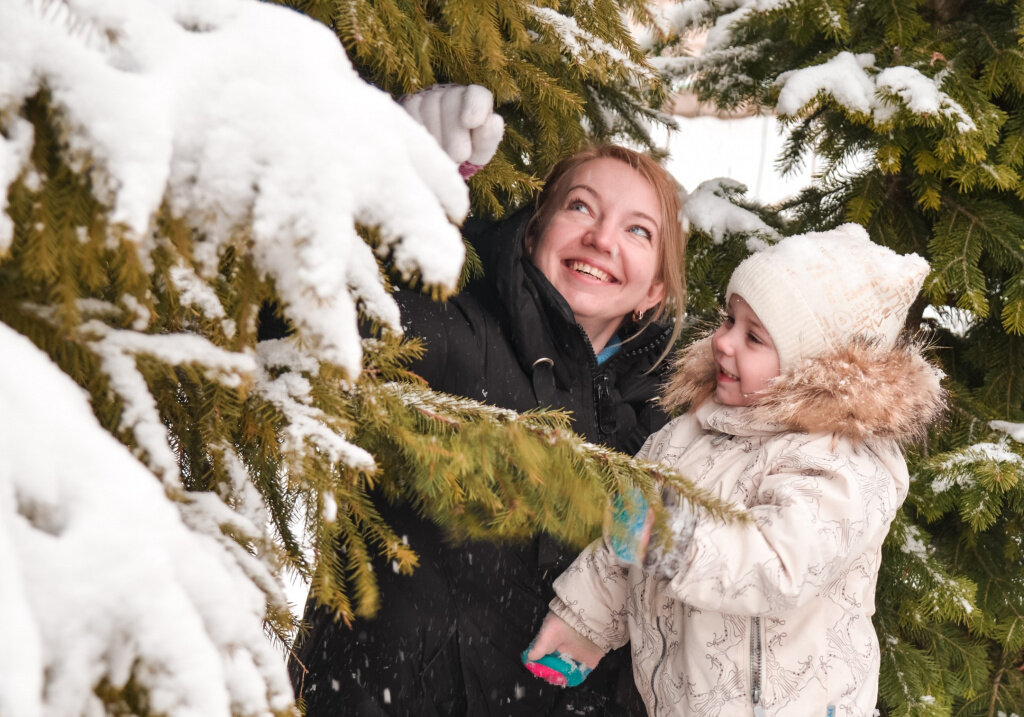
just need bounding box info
[400,84,504,179]
[526,612,605,669]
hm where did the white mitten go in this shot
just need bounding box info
[401,84,504,178]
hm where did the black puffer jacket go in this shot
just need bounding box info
[291,208,674,717]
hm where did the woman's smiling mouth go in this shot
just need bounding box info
[567,260,615,282]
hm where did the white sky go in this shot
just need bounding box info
[664,114,814,204]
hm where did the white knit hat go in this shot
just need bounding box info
[726,224,930,371]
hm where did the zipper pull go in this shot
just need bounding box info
[752,688,766,717]
[595,373,617,434]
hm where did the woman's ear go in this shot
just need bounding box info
[642,281,666,315]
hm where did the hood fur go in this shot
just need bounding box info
[661,335,946,444]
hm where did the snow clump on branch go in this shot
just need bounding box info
[775,52,976,132]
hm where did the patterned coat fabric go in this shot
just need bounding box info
[550,336,945,717]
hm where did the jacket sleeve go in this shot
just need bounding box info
[651,434,908,616]
[544,431,667,651]
[549,540,633,653]
[393,289,451,387]
[393,288,485,390]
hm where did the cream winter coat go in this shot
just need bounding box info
[550,336,944,717]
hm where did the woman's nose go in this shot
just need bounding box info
[582,220,616,254]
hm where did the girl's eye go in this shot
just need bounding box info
[748,332,763,345]
[628,225,652,240]
[723,315,735,328]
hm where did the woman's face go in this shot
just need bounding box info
[530,157,666,352]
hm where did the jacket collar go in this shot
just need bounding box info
[694,400,783,438]
[663,335,945,444]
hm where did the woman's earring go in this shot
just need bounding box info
[633,308,645,322]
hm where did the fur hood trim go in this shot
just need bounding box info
[661,335,946,444]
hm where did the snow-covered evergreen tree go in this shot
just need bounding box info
[0,1,714,713]
[654,1,1024,714]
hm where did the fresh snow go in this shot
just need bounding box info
[941,440,1023,470]
[87,323,258,484]
[933,439,1023,493]
[530,5,657,85]
[680,177,776,249]
[776,52,877,116]
[992,420,1024,443]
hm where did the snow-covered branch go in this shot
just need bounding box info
[683,178,777,249]
[776,52,975,132]
[530,5,658,87]
[84,321,257,485]
[2,0,469,377]
[0,0,489,712]
[0,323,294,717]
[255,339,376,472]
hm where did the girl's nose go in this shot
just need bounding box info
[712,327,735,355]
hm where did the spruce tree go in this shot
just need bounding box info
[0,1,712,713]
[655,1,1024,714]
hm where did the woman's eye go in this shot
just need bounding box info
[567,199,589,213]
[628,225,652,240]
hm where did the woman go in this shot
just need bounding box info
[290,144,687,716]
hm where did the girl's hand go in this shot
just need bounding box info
[526,612,605,669]
[605,488,655,564]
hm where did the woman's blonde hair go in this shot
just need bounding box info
[524,144,687,362]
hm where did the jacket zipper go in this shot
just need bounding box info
[576,327,612,439]
[751,616,766,716]
[650,616,668,716]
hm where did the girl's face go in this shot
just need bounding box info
[529,157,666,353]
[711,294,781,407]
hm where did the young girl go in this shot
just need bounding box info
[525,224,945,716]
